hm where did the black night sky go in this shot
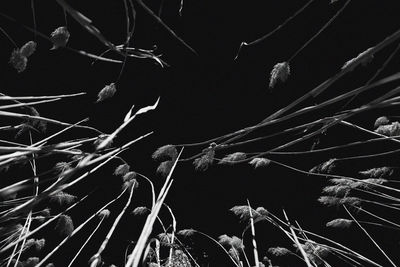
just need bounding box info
[1,0,400,266]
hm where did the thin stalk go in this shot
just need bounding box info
[343,205,397,267]
[89,183,136,267]
[67,215,106,267]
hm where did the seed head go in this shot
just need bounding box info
[96,83,117,103]
[55,214,74,237]
[49,191,77,207]
[230,205,257,222]
[269,62,290,88]
[9,49,27,73]
[326,218,352,228]
[310,158,336,174]
[132,206,149,216]
[177,228,196,237]
[99,209,111,219]
[255,207,269,217]
[156,160,174,177]
[114,164,130,176]
[374,116,390,129]
[342,47,374,71]
[20,41,37,57]
[193,147,215,171]
[122,178,139,191]
[249,157,271,169]
[152,144,178,161]
[122,171,137,182]
[268,247,292,257]
[23,257,40,267]
[53,162,71,174]
[219,152,247,165]
[322,185,350,197]
[375,121,400,136]
[50,26,70,49]
[218,234,244,250]
[359,167,393,178]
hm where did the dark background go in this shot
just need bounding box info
[1,0,400,266]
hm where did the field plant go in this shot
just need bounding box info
[1,0,400,266]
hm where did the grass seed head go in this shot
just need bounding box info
[20,41,37,57]
[156,160,174,177]
[193,148,215,171]
[359,167,393,178]
[122,178,139,191]
[49,191,77,207]
[152,144,178,161]
[165,249,192,267]
[53,162,71,174]
[268,247,292,256]
[177,228,196,237]
[310,158,336,174]
[352,178,387,190]
[374,116,390,129]
[9,49,27,73]
[122,171,137,182]
[99,209,111,219]
[318,196,341,207]
[375,121,400,136]
[23,257,40,267]
[269,62,290,88]
[132,206,149,216]
[322,185,350,197]
[96,83,117,103]
[230,205,257,222]
[55,214,74,237]
[249,157,271,169]
[219,152,246,165]
[255,207,269,217]
[114,163,130,176]
[342,47,374,70]
[326,218,352,228]
[50,26,70,49]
